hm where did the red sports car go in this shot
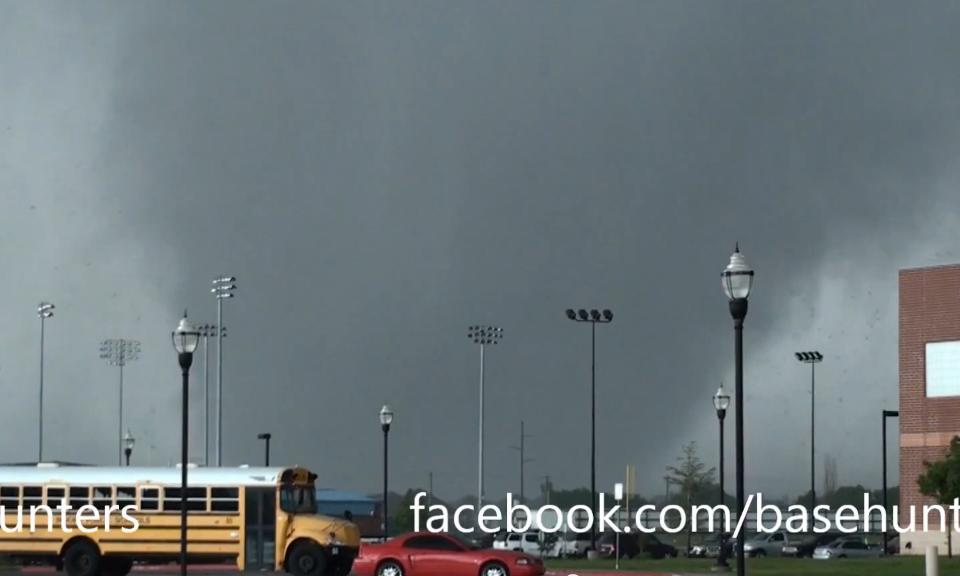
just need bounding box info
[353,532,545,576]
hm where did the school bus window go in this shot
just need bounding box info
[164,487,208,512]
[279,485,316,514]
[69,487,89,509]
[23,486,42,507]
[45,487,65,506]
[93,486,113,508]
[0,486,19,507]
[211,487,239,512]
[117,487,136,508]
[211,487,239,498]
[139,487,160,511]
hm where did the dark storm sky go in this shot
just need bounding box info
[2,0,959,501]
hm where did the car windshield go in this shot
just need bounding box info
[279,484,317,514]
[825,539,846,548]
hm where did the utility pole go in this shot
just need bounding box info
[511,420,534,504]
[428,472,434,507]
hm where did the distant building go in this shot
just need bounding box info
[899,264,960,554]
[315,489,381,539]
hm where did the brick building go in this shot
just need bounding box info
[900,263,960,554]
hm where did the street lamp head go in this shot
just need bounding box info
[124,429,135,451]
[379,404,394,428]
[602,309,613,321]
[565,309,576,320]
[721,244,754,301]
[713,384,731,416]
[577,309,589,321]
[171,312,200,355]
[257,432,272,440]
[590,309,601,321]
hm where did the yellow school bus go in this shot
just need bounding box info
[0,464,360,576]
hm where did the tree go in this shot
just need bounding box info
[666,441,716,554]
[540,477,555,506]
[918,436,960,559]
[393,489,426,535]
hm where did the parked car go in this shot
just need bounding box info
[884,535,900,556]
[690,534,733,558]
[493,530,542,555]
[782,533,843,557]
[813,538,883,560]
[457,530,497,550]
[548,531,591,558]
[741,531,802,557]
[353,532,546,576]
[598,532,678,559]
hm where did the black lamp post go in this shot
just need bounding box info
[257,433,271,466]
[713,384,731,571]
[882,409,899,555]
[565,307,613,553]
[172,313,199,576]
[124,429,135,467]
[721,245,753,576]
[380,404,394,541]
[795,351,823,511]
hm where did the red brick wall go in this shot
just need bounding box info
[899,264,960,526]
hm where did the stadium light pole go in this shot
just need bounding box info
[721,244,754,576]
[379,405,394,541]
[510,420,534,504]
[467,325,503,511]
[795,351,823,510]
[37,302,54,462]
[124,429,135,466]
[713,384,731,571]
[172,312,200,576]
[211,276,236,466]
[257,432,271,466]
[100,339,142,465]
[882,409,899,555]
[565,307,613,553]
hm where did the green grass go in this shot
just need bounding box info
[547,556,960,575]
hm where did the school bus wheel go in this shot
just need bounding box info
[61,539,101,576]
[287,540,328,576]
